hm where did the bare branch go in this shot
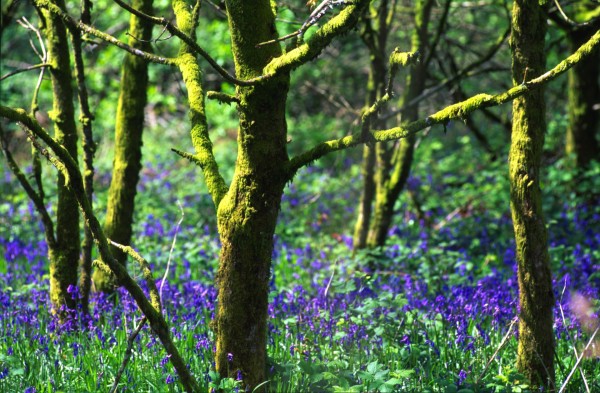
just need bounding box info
[0,126,56,249]
[33,0,176,65]
[0,63,50,81]
[113,0,265,86]
[284,28,600,179]
[110,317,147,393]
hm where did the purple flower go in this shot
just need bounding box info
[165,374,174,384]
[457,369,467,385]
[227,352,233,362]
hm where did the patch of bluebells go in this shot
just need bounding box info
[1,163,599,391]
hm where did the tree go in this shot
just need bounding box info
[2,0,600,390]
[40,0,81,317]
[92,0,154,292]
[509,0,555,389]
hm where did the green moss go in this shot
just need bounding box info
[41,0,80,317]
[509,0,555,389]
[262,0,368,75]
[95,0,154,291]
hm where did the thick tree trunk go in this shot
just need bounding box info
[41,0,80,317]
[566,25,600,168]
[214,1,290,390]
[367,0,432,247]
[93,0,153,292]
[509,0,555,389]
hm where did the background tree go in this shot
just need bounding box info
[92,0,154,292]
[509,0,555,389]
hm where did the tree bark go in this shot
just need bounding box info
[509,0,555,389]
[93,0,153,292]
[566,24,600,168]
[367,0,433,247]
[213,1,290,390]
[40,0,80,317]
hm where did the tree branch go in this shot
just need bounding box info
[285,28,600,179]
[113,0,265,86]
[0,106,201,393]
[172,0,228,208]
[33,0,176,65]
[0,63,51,81]
[0,126,56,249]
[263,0,369,76]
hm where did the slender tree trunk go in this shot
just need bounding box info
[353,2,389,250]
[509,0,555,389]
[566,24,600,168]
[93,0,153,292]
[40,0,80,317]
[367,0,433,247]
[353,144,375,249]
[214,1,290,390]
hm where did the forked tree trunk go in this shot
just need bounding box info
[509,0,555,389]
[93,0,154,292]
[566,24,600,168]
[214,1,290,389]
[41,0,80,317]
[367,0,433,247]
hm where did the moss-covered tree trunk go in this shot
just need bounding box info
[214,1,290,390]
[93,0,153,292]
[566,24,600,168]
[366,0,433,247]
[353,34,387,249]
[509,0,555,389]
[40,0,80,316]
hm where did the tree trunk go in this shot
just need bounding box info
[353,1,389,250]
[566,24,600,168]
[353,144,375,249]
[214,1,290,390]
[367,0,433,247]
[41,0,80,317]
[93,0,153,292]
[509,0,555,389]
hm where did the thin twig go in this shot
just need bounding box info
[559,326,599,393]
[159,201,184,309]
[558,281,591,393]
[0,63,50,81]
[109,317,147,393]
[475,317,518,386]
[112,0,267,86]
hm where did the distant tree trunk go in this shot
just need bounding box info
[93,0,153,292]
[40,0,80,317]
[353,0,390,250]
[367,0,433,247]
[509,0,555,389]
[353,144,375,249]
[566,24,600,168]
[213,1,290,389]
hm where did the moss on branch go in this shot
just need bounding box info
[284,28,600,180]
[263,0,369,75]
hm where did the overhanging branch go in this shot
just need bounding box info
[284,29,600,179]
[33,0,176,65]
[263,0,369,76]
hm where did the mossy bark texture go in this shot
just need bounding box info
[366,0,433,248]
[93,0,153,292]
[353,10,388,249]
[213,1,290,390]
[41,0,80,316]
[509,0,555,389]
[566,25,599,168]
